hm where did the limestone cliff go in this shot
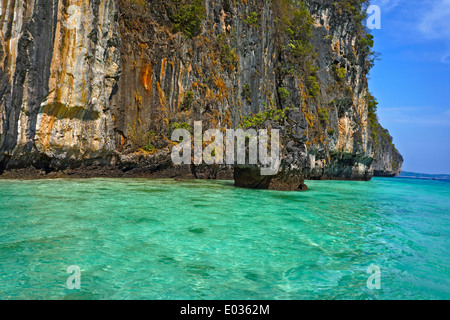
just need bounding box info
[0,0,402,187]
[0,0,120,172]
[370,119,403,177]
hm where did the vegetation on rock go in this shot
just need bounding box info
[172,0,206,38]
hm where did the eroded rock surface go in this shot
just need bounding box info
[0,0,402,189]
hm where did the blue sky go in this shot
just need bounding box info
[368,0,450,174]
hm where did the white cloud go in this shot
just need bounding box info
[442,52,450,64]
[374,0,405,12]
[379,106,450,126]
[415,0,450,63]
[418,0,450,39]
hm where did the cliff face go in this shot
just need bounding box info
[0,0,120,172]
[370,119,403,177]
[0,0,402,186]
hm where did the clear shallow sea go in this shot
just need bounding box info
[0,177,448,300]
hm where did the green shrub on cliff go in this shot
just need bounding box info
[241,107,291,129]
[244,11,259,26]
[142,137,156,153]
[172,0,206,38]
[306,76,320,97]
[333,65,347,79]
[128,127,156,153]
[318,108,329,124]
[273,0,319,103]
[278,87,290,100]
[368,92,378,128]
[220,45,239,70]
[170,122,191,133]
[181,91,195,111]
[334,0,375,68]
[242,84,252,101]
[335,0,371,29]
[359,33,374,54]
[279,1,315,63]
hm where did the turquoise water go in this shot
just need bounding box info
[0,177,449,300]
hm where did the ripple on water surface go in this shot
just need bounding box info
[0,178,449,299]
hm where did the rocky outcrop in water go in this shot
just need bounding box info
[0,0,402,188]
